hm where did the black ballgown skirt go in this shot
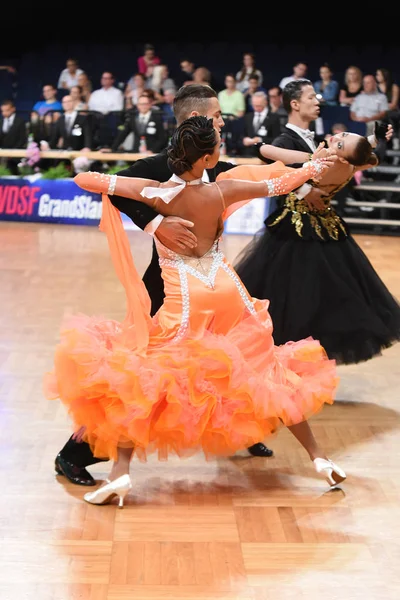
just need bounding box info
[234,204,400,365]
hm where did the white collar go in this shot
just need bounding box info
[285,123,316,149]
[142,173,203,205]
[254,108,267,119]
[139,111,151,120]
[286,123,311,135]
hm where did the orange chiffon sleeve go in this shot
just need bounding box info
[217,161,300,221]
[99,194,152,354]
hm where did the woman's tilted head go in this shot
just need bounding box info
[167,116,220,176]
[327,131,378,167]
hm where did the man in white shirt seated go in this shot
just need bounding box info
[88,72,124,115]
[350,74,389,136]
[88,71,125,148]
[279,62,308,90]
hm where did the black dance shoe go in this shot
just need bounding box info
[247,443,274,457]
[55,453,97,486]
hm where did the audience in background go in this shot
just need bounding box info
[76,72,92,104]
[147,65,177,102]
[0,99,27,173]
[192,67,212,86]
[2,47,399,164]
[350,74,389,135]
[267,86,288,130]
[238,91,281,157]
[88,72,124,114]
[124,73,146,110]
[47,95,92,152]
[175,58,196,87]
[137,43,160,78]
[235,52,263,92]
[243,74,268,113]
[57,58,84,91]
[339,66,363,107]
[110,93,167,154]
[218,74,245,118]
[32,84,63,117]
[279,61,308,90]
[70,85,88,111]
[314,64,339,106]
[376,68,400,142]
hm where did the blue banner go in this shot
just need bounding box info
[0,176,273,234]
[0,177,102,225]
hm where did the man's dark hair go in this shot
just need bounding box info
[282,79,313,113]
[173,84,218,125]
[1,99,15,108]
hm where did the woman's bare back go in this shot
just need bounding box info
[153,182,224,257]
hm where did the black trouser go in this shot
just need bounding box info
[59,243,165,466]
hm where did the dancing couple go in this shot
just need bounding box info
[45,114,346,507]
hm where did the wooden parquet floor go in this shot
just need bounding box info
[0,222,399,600]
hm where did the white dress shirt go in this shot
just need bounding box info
[285,123,317,152]
[253,109,268,132]
[138,111,151,132]
[2,113,15,133]
[64,111,77,134]
[283,124,317,199]
[88,86,124,114]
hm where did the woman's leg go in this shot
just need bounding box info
[287,420,346,485]
[287,420,327,461]
[83,445,134,506]
[107,446,134,481]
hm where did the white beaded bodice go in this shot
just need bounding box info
[154,238,257,343]
[157,239,223,288]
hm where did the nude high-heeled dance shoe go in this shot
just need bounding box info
[313,458,346,487]
[83,474,132,507]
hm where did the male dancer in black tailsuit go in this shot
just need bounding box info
[260,79,320,164]
[235,79,396,364]
[55,85,274,486]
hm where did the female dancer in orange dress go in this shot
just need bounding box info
[45,116,344,507]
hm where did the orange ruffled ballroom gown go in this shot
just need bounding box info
[44,162,339,461]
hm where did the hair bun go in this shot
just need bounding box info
[167,115,217,176]
[167,145,192,175]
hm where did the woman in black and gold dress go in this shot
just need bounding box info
[218,130,400,364]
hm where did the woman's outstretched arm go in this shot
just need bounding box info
[74,172,161,208]
[217,158,333,214]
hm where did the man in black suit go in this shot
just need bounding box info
[0,99,27,174]
[48,95,92,152]
[55,84,274,486]
[257,79,327,210]
[238,91,281,158]
[111,94,167,154]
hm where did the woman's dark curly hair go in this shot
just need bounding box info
[167,116,217,176]
[347,136,378,167]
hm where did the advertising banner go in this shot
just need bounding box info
[0,177,102,225]
[0,177,272,235]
